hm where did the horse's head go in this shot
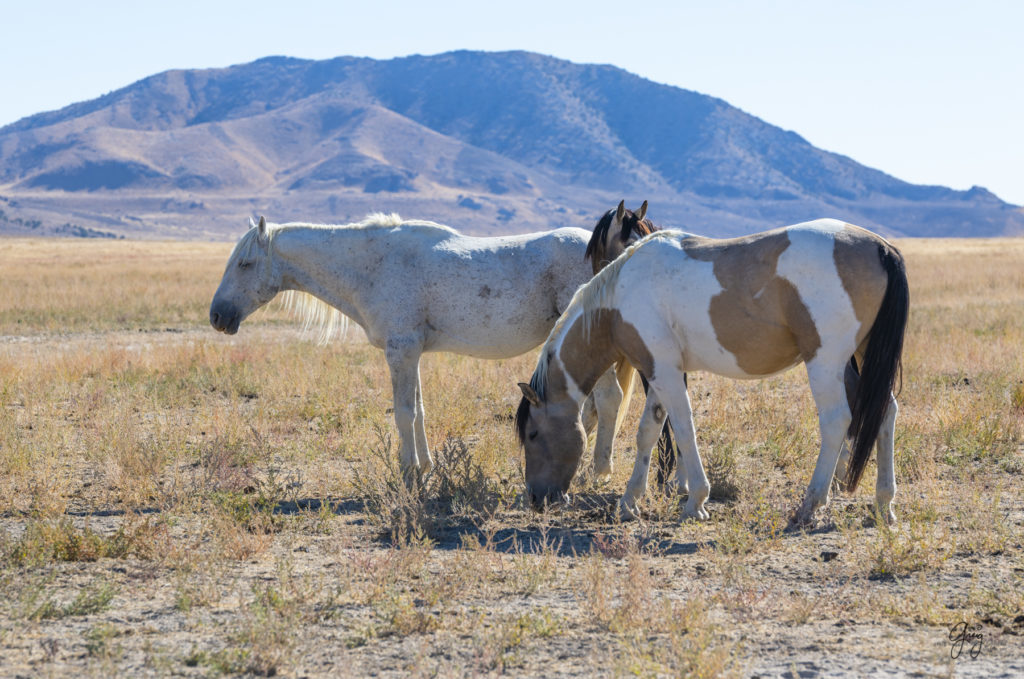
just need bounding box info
[209,216,281,334]
[515,381,587,510]
[584,200,656,274]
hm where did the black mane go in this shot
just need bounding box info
[514,371,546,447]
[514,393,531,447]
[584,208,659,263]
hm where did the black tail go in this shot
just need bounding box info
[845,243,909,491]
[640,373,679,488]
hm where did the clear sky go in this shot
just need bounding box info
[3,1,1022,204]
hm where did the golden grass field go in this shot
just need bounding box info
[0,235,1022,677]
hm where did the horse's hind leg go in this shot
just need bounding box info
[619,391,669,519]
[640,372,682,492]
[590,367,625,482]
[833,358,860,489]
[792,359,852,527]
[385,335,425,487]
[875,394,898,524]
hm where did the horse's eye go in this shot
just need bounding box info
[238,261,252,269]
[528,431,538,441]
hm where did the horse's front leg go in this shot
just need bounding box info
[385,335,426,488]
[590,366,625,482]
[792,360,851,527]
[413,371,433,474]
[619,392,669,520]
[650,366,709,520]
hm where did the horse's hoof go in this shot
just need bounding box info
[680,505,709,522]
[786,508,816,532]
[593,462,613,483]
[617,499,640,521]
[663,480,687,498]
[401,465,425,491]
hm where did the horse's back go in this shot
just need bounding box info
[439,227,589,259]
[411,227,594,357]
[613,221,894,378]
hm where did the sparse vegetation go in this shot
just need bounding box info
[0,236,1021,676]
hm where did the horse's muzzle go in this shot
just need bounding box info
[527,485,570,512]
[209,302,241,335]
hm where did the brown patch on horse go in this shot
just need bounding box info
[833,226,889,345]
[613,316,656,380]
[541,354,574,403]
[684,230,822,375]
[558,310,656,391]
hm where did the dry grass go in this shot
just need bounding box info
[0,236,1022,676]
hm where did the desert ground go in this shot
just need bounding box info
[0,236,1021,678]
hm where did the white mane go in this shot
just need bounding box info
[276,213,457,344]
[530,230,682,398]
[280,289,349,344]
[277,212,458,234]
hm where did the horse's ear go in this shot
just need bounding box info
[615,200,625,222]
[248,216,257,230]
[257,216,268,242]
[518,382,541,407]
[636,200,648,221]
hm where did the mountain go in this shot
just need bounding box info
[1,50,1021,239]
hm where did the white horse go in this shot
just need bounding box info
[209,213,634,484]
[515,220,908,526]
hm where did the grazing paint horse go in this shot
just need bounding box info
[515,220,908,526]
[209,213,633,484]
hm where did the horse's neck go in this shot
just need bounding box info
[273,227,376,321]
[550,309,622,403]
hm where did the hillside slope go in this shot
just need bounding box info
[1,51,1019,239]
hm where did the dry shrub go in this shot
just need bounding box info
[953,486,1013,555]
[867,518,953,578]
[205,510,274,561]
[579,551,739,677]
[372,590,441,637]
[352,540,433,607]
[872,575,963,626]
[591,529,643,560]
[579,551,670,634]
[351,427,502,544]
[2,516,168,567]
[22,578,119,622]
[186,583,302,677]
[471,609,562,673]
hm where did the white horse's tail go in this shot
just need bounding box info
[280,290,349,345]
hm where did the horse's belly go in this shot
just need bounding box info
[424,312,554,359]
[681,321,802,379]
